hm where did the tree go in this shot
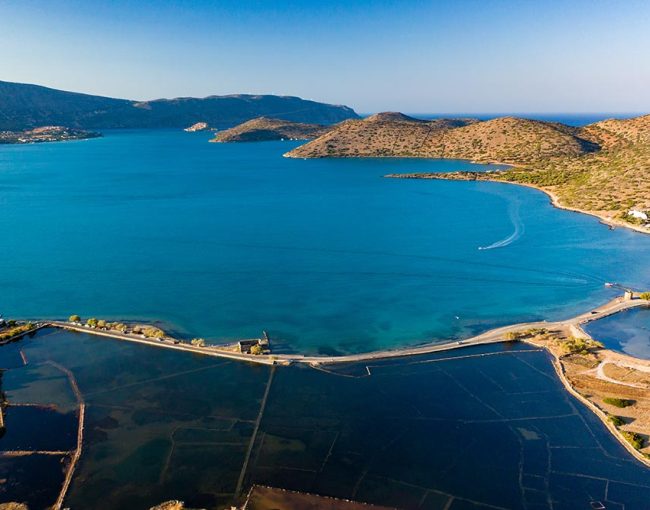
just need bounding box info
[86,318,98,327]
[69,315,81,323]
[640,292,650,300]
[190,338,206,347]
[250,344,264,355]
[143,326,165,339]
[97,319,107,328]
[504,331,520,341]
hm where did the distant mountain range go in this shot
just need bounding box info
[0,80,358,130]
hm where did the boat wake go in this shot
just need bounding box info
[478,200,524,250]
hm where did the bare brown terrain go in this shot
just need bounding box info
[212,117,330,142]
[285,113,600,163]
[242,485,398,510]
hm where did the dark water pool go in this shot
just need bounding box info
[584,307,650,359]
[1,329,649,509]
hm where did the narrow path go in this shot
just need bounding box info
[235,365,276,497]
[45,361,85,510]
[589,360,650,389]
[38,295,647,367]
[0,450,70,456]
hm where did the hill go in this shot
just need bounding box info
[285,113,479,159]
[0,80,358,130]
[386,114,650,233]
[211,117,330,142]
[285,114,599,163]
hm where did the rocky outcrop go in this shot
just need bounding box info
[184,122,210,132]
[212,117,330,142]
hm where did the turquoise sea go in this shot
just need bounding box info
[1,128,650,354]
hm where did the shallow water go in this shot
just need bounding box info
[585,307,650,359]
[1,130,650,354]
[1,330,649,509]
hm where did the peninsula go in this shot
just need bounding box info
[211,117,330,142]
[0,126,100,144]
[286,112,650,233]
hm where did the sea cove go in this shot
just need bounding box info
[1,129,650,354]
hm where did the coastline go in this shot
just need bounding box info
[488,179,650,236]
[523,334,650,468]
[386,172,650,236]
[2,295,649,475]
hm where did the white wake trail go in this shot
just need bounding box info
[478,200,524,251]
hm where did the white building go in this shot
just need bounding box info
[628,209,648,221]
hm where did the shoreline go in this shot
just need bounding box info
[487,178,650,236]
[386,172,650,236]
[2,295,649,473]
[11,295,647,365]
[523,331,650,468]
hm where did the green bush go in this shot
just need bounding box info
[621,431,645,450]
[603,397,634,408]
[608,415,624,427]
[561,337,603,355]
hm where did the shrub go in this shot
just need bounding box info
[69,315,81,323]
[621,431,645,450]
[608,415,625,427]
[190,338,206,347]
[640,292,650,300]
[603,397,634,408]
[250,344,263,355]
[561,337,603,355]
[86,318,98,327]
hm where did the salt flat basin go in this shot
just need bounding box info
[1,130,650,354]
[1,329,650,509]
[585,306,650,359]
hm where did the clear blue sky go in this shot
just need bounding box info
[2,0,649,113]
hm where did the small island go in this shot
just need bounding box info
[183,122,211,132]
[0,126,101,144]
[211,117,330,143]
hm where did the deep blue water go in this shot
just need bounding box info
[585,307,650,359]
[1,129,650,354]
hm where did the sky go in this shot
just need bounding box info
[1,0,650,114]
